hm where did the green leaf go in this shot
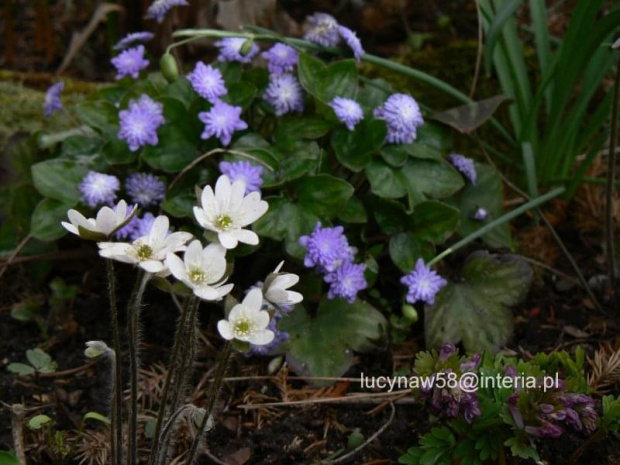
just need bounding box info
[26,348,57,373]
[61,135,104,158]
[253,197,319,259]
[431,96,511,133]
[331,119,387,172]
[0,451,21,465]
[409,201,459,244]
[298,53,358,102]
[339,197,367,223]
[32,159,91,204]
[101,137,137,165]
[425,251,533,352]
[294,174,354,219]
[448,163,512,248]
[28,414,52,430]
[416,123,452,151]
[400,159,464,200]
[30,199,72,241]
[142,99,200,172]
[222,81,257,109]
[161,189,195,218]
[83,412,111,425]
[368,197,408,235]
[274,141,321,183]
[280,300,387,384]
[365,159,407,199]
[10,297,41,323]
[389,232,435,273]
[75,101,118,133]
[274,117,332,149]
[504,437,539,460]
[6,363,35,376]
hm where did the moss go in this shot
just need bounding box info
[0,71,101,148]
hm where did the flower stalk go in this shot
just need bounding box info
[185,342,233,465]
[105,259,123,465]
[127,269,150,465]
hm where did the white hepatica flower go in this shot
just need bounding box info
[98,215,192,274]
[193,175,268,249]
[217,288,274,345]
[263,261,303,307]
[61,200,137,240]
[166,240,233,301]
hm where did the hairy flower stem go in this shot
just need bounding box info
[105,259,123,465]
[127,269,149,465]
[185,342,233,465]
[427,187,565,267]
[148,295,194,465]
[156,297,200,465]
[605,60,620,302]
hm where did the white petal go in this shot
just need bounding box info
[284,290,303,304]
[184,240,204,269]
[140,260,165,273]
[193,286,222,301]
[67,210,94,230]
[237,195,268,226]
[242,287,263,313]
[218,232,238,249]
[215,283,234,298]
[162,232,193,254]
[149,216,170,246]
[61,221,79,235]
[214,175,232,213]
[254,310,270,330]
[166,253,188,283]
[227,302,246,322]
[96,207,118,235]
[229,179,246,212]
[200,185,217,216]
[250,329,275,346]
[272,274,299,290]
[114,200,128,222]
[217,320,234,340]
[201,243,227,282]
[231,229,259,246]
[193,207,211,230]
[273,261,285,273]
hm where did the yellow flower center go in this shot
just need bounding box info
[136,244,153,260]
[189,269,208,284]
[214,214,233,230]
[233,317,251,337]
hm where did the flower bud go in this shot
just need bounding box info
[160,53,180,83]
[347,429,365,450]
[85,341,111,359]
[239,39,255,56]
[402,304,418,323]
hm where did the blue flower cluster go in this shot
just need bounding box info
[304,13,365,62]
[400,258,447,306]
[299,222,367,303]
[219,161,264,195]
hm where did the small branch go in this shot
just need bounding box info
[326,403,396,465]
[168,148,274,192]
[238,390,412,409]
[11,404,27,465]
[0,234,32,281]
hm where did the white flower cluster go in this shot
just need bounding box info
[62,175,302,346]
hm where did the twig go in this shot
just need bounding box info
[325,403,396,465]
[470,1,484,99]
[519,256,581,286]
[238,390,412,409]
[0,234,32,281]
[37,361,97,378]
[168,148,274,192]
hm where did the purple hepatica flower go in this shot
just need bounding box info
[146,0,188,23]
[400,258,447,306]
[187,62,227,103]
[198,101,248,147]
[215,37,259,63]
[219,161,263,195]
[126,173,166,207]
[263,73,305,116]
[374,93,424,144]
[299,222,354,273]
[461,393,482,423]
[470,206,488,221]
[559,394,597,434]
[449,154,477,184]
[111,45,149,80]
[114,31,155,51]
[118,95,165,152]
[324,260,367,303]
[330,97,363,131]
[304,12,340,47]
[262,43,299,75]
[338,25,364,61]
[44,82,64,117]
[78,171,120,208]
[133,212,156,240]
